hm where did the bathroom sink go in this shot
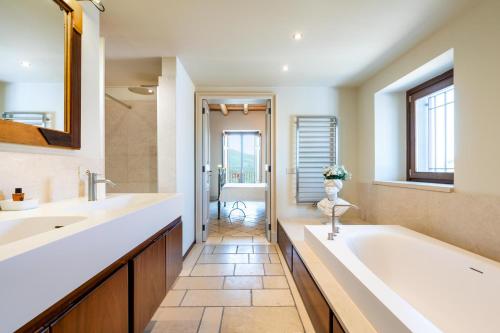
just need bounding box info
[60,194,161,214]
[0,194,176,248]
[0,216,87,246]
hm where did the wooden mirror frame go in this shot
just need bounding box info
[0,0,82,149]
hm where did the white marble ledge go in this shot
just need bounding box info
[278,217,377,333]
[373,180,454,193]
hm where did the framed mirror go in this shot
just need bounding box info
[0,0,82,149]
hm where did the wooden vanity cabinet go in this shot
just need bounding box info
[132,235,167,333]
[50,265,129,333]
[277,222,293,271]
[18,218,184,333]
[166,221,183,290]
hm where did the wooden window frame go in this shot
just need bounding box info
[406,69,454,184]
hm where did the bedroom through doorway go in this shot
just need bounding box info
[198,96,273,243]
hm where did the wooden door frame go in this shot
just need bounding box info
[195,92,276,243]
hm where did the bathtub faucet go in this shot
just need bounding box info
[328,203,357,240]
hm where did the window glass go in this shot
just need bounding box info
[224,132,260,183]
[415,85,454,173]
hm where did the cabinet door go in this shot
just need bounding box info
[333,314,345,333]
[133,235,167,333]
[292,248,332,333]
[50,265,128,333]
[166,221,183,290]
[277,222,293,271]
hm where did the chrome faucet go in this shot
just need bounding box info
[327,203,357,240]
[86,170,116,201]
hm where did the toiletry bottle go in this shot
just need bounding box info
[12,188,25,201]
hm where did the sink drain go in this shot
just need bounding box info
[54,225,64,229]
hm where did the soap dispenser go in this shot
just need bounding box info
[12,188,25,201]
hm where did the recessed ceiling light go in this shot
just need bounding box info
[148,89,153,93]
[282,65,289,72]
[292,32,303,41]
[20,61,31,68]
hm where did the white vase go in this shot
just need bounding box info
[324,179,343,201]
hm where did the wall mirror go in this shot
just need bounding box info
[0,0,82,149]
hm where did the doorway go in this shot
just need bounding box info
[195,93,275,243]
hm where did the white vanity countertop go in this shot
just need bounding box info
[278,217,377,333]
[0,193,183,333]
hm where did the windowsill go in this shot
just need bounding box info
[372,180,454,193]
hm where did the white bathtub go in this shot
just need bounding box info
[304,225,500,333]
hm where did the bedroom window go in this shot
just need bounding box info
[223,131,261,183]
[407,69,454,184]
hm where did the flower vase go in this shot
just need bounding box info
[324,179,343,201]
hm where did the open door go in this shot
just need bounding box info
[201,100,211,241]
[264,99,272,241]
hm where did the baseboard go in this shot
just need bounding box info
[183,240,196,259]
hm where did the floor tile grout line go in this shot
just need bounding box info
[160,304,298,308]
[177,289,188,306]
[219,307,224,333]
[196,307,206,333]
[188,244,210,276]
[275,245,309,332]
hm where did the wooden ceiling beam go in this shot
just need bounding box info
[208,104,267,112]
[220,104,228,116]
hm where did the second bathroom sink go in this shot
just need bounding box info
[0,216,87,246]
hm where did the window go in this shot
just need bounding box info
[407,69,454,184]
[223,131,261,183]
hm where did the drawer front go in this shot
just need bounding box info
[133,235,167,333]
[277,222,293,271]
[292,248,332,333]
[166,220,183,290]
[50,265,129,333]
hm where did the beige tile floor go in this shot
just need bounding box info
[208,201,266,240]
[146,238,314,333]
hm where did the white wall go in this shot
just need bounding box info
[209,110,266,199]
[157,58,177,193]
[157,57,196,255]
[374,92,406,181]
[175,59,196,255]
[356,0,500,261]
[197,86,358,221]
[0,3,104,203]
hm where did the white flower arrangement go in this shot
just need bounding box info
[323,165,351,180]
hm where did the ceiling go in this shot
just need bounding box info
[101,0,475,87]
[105,57,161,86]
[0,0,64,83]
